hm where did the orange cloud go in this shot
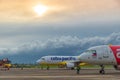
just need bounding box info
[0,0,119,22]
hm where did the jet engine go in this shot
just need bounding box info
[114,65,120,70]
[66,62,75,69]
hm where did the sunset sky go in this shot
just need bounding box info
[0,0,120,63]
[0,0,120,48]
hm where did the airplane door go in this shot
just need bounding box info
[100,46,110,64]
[103,47,109,59]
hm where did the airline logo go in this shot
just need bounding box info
[109,45,120,65]
[117,49,120,58]
[51,57,76,61]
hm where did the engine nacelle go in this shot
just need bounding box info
[114,65,120,70]
[66,62,75,68]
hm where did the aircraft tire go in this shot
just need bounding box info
[99,70,105,74]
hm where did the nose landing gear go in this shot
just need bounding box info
[99,65,105,74]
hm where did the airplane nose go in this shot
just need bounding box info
[36,59,41,63]
[79,52,88,62]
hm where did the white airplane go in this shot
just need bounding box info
[36,56,85,69]
[79,45,120,74]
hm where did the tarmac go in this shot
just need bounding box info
[0,68,120,80]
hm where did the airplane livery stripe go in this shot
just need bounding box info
[109,45,120,65]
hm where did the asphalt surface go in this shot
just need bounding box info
[0,68,120,80]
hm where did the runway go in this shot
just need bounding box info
[0,68,120,80]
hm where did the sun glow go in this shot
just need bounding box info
[33,4,48,16]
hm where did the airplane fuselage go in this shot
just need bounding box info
[80,45,120,66]
[37,56,79,64]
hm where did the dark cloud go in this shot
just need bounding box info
[0,32,120,63]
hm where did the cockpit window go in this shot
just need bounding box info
[41,58,45,60]
[85,50,96,54]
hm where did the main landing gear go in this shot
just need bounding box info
[99,65,105,74]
